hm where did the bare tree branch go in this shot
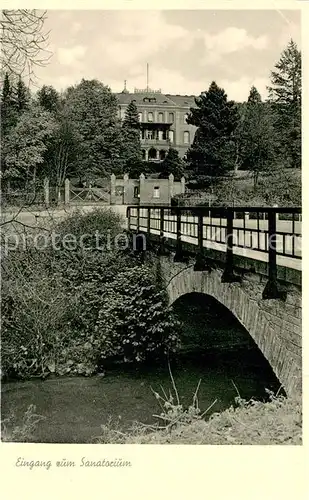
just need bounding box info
[0,9,52,82]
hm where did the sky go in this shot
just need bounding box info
[34,9,301,102]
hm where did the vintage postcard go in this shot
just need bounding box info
[0,1,307,499]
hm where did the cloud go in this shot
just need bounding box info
[218,76,270,101]
[99,11,193,67]
[201,27,269,63]
[57,45,87,66]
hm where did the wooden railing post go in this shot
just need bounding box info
[262,209,286,300]
[222,208,241,282]
[147,208,151,235]
[136,206,140,233]
[126,206,131,231]
[174,207,187,262]
[194,208,211,271]
[158,208,165,255]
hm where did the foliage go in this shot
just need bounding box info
[63,79,124,180]
[121,100,143,176]
[95,266,180,364]
[122,100,140,130]
[238,87,275,188]
[0,72,18,139]
[1,404,45,442]
[186,81,239,186]
[97,379,301,445]
[1,101,57,185]
[1,209,179,379]
[160,148,184,180]
[37,84,61,113]
[1,249,78,379]
[268,39,301,169]
[14,76,31,112]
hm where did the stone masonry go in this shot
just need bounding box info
[159,255,302,397]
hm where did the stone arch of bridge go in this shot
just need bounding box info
[166,266,301,396]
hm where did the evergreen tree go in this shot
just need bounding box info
[13,76,30,112]
[268,39,301,169]
[160,148,184,179]
[1,72,17,136]
[241,86,275,188]
[121,100,142,176]
[122,100,140,129]
[186,81,239,186]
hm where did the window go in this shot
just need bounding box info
[153,186,160,198]
[149,148,157,159]
[169,112,174,123]
[184,131,190,144]
[158,130,163,140]
[148,112,153,122]
[158,112,164,122]
[138,112,142,122]
[134,186,139,198]
[168,130,174,143]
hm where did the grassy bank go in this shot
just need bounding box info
[1,393,301,445]
[98,394,302,445]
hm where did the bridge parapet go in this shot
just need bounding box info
[127,205,302,299]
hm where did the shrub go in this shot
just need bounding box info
[94,266,180,364]
[1,209,179,379]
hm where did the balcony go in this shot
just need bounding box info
[139,121,173,127]
[140,138,170,145]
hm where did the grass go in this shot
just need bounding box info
[95,394,302,445]
[1,404,46,442]
[1,388,301,445]
[95,367,302,445]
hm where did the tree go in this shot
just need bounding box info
[121,100,143,176]
[1,73,30,184]
[37,85,61,113]
[122,100,140,130]
[13,75,31,112]
[0,72,17,137]
[160,148,184,179]
[44,112,82,197]
[186,81,239,186]
[0,9,50,80]
[2,102,57,190]
[268,39,301,169]
[241,86,275,188]
[36,85,81,195]
[63,79,124,180]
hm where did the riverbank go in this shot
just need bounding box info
[1,347,288,444]
[99,394,302,445]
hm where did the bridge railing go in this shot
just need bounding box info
[126,205,302,300]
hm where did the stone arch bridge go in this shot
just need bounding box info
[127,204,302,396]
[160,256,301,396]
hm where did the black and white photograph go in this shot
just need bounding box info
[0,4,303,455]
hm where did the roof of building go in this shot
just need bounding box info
[116,90,196,108]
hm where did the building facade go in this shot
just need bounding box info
[110,173,185,205]
[116,86,197,163]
